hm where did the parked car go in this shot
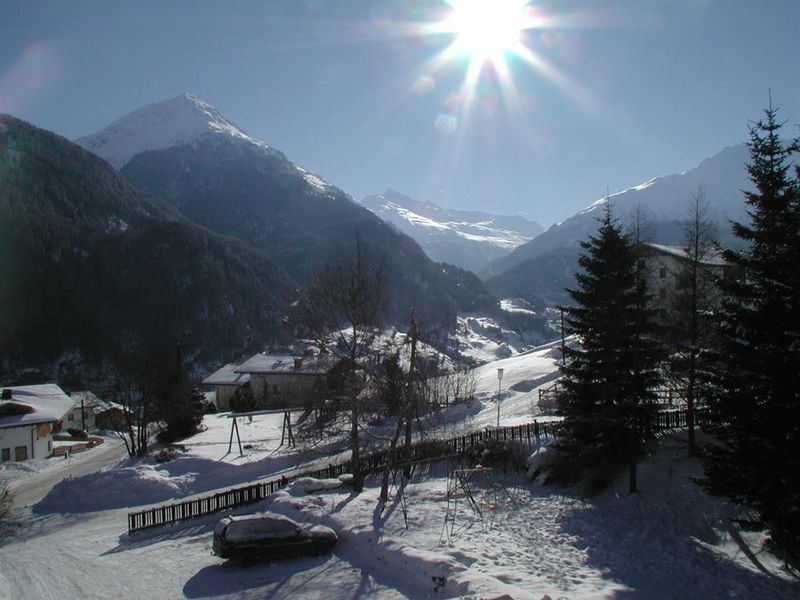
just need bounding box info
[212,512,337,563]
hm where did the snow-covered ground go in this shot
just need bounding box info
[1,342,797,599]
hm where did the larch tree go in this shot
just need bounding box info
[669,186,719,456]
[702,103,800,564]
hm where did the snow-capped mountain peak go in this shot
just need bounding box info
[76,93,270,169]
[361,189,543,272]
[77,93,336,193]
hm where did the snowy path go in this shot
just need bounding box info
[8,439,127,508]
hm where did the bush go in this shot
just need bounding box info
[155,447,178,463]
[463,439,528,473]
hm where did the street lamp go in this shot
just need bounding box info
[496,368,504,428]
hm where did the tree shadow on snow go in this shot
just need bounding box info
[556,472,799,599]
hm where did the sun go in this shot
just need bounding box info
[439,0,537,65]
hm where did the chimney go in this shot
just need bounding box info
[294,357,303,370]
[1,389,11,401]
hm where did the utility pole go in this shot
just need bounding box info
[496,368,504,428]
[403,309,419,479]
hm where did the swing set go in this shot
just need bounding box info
[225,408,304,456]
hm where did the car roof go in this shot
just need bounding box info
[223,511,298,525]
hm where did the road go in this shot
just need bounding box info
[9,439,129,508]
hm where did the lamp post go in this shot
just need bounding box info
[496,368,504,428]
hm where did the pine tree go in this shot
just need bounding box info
[703,104,800,562]
[556,204,661,493]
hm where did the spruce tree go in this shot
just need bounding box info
[557,205,661,492]
[703,104,800,562]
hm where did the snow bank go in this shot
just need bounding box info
[287,477,344,495]
[34,465,194,513]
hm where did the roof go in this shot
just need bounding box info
[202,363,251,386]
[235,354,335,375]
[0,384,76,428]
[71,391,124,415]
[644,242,727,267]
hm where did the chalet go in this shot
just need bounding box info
[233,354,335,410]
[201,364,251,411]
[66,391,126,431]
[0,384,75,461]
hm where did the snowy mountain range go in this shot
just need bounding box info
[361,189,543,273]
[76,94,496,325]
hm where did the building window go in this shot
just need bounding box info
[659,288,667,300]
[659,267,667,279]
[15,446,28,461]
[1,448,9,462]
[273,385,280,396]
[68,413,74,422]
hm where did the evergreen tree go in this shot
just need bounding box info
[702,104,800,562]
[556,204,661,493]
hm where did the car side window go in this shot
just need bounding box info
[225,522,250,542]
[271,519,301,539]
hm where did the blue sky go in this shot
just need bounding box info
[1,0,798,226]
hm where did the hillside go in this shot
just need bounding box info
[0,115,295,375]
[483,144,752,305]
[80,94,496,325]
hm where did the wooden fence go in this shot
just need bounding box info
[127,409,695,534]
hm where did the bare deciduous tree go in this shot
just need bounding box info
[670,185,719,456]
[294,235,387,493]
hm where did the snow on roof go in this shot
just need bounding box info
[70,391,124,414]
[645,242,727,266]
[0,384,76,428]
[202,363,251,386]
[235,354,335,375]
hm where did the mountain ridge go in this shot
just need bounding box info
[79,95,497,326]
[0,113,295,375]
[362,188,543,273]
[482,143,751,281]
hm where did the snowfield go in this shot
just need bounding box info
[1,343,797,599]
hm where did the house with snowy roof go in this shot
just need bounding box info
[232,354,336,410]
[66,391,126,431]
[0,384,75,461]
[201,363,251,411]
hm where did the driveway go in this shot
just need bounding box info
[10,439,128,508]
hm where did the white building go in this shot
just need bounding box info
[201,364,251,411]
[234,354,335,410]
[642,243,730,319]
[0,384,75,461]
